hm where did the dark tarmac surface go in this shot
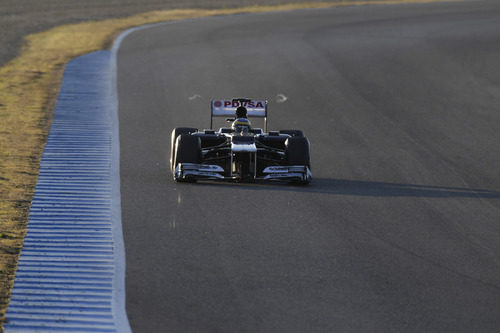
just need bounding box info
[117,1,500,332]
[0,0,357,69]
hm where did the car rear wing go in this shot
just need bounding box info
[211,98,268,131]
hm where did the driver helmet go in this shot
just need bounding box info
[236,106,248,118]
[232,105,252,133]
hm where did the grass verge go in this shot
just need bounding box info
[0,0,456,327]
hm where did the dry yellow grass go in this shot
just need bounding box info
[0,0,457,326]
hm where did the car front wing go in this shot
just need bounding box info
[174,163,311,183]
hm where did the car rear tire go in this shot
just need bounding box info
[280,129,304,137]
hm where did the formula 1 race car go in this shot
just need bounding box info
[170,98,311,184]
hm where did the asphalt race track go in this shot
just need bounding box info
[117,1,500,331]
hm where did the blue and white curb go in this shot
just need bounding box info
[4,47,131,332]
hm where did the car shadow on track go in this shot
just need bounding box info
[195,178,500,199]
